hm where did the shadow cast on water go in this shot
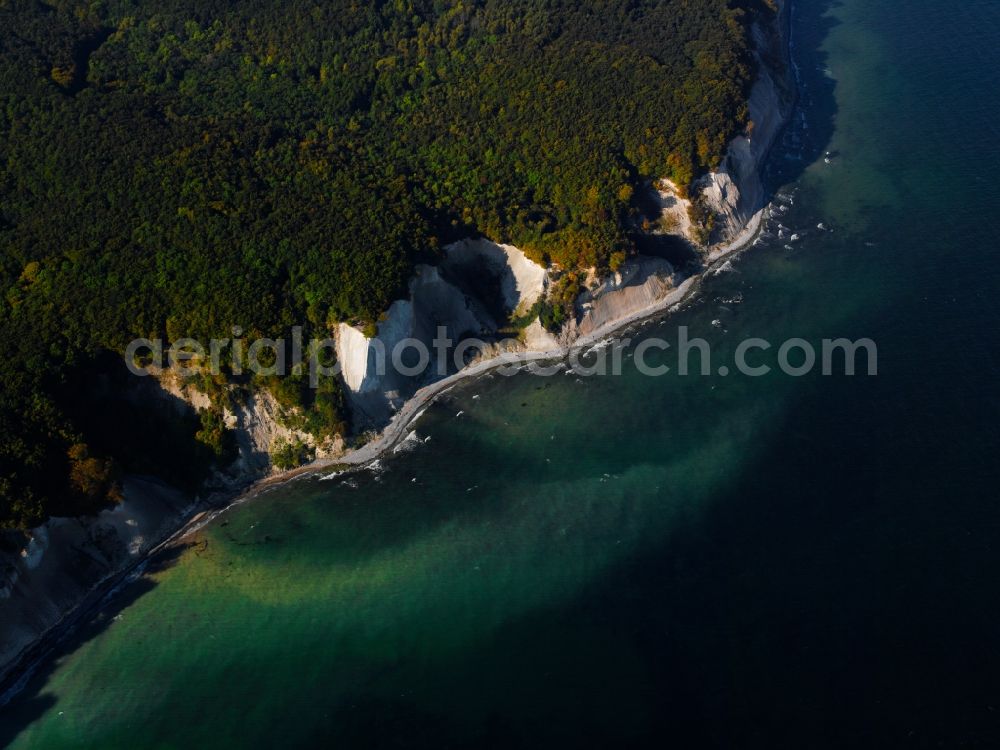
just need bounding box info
[588,374,1000,748]
[628,0,841,279]
[0,542,194,745]
[325,367,1000,749]
[763,0,840,195]
[0,2,845,745]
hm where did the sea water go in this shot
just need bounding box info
[4,0,1000,746]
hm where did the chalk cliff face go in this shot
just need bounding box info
[336,240,542,428]
[224,387,343,474]
[336,300,417,396]
[698,2,793,243]
[0,478,191,687]
[0,371,348,690]
[445,239,548,314]
[332,246,687,425]
[570,257,680,342]
[0,3,794,691]
[151,369,342,477]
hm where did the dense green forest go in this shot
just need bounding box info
[0,0,771,528]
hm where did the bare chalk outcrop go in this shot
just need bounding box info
[445,238,548,314]
[0,0,794,695]
[570,257,680,342]
[698,3,793,243]
[0,478,191,691]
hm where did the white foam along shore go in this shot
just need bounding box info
[189,198,772,508]
[0,0,793,696]
[274,0,794,480]
[339,210,766,460]
[135,187,773,561]
[0,215,767,698]
[167,0,792,536]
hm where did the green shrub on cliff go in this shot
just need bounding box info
[271,439,315,472]
[0,0,769,528]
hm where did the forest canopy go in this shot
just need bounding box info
[0,0,770,528]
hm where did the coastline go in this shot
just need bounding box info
[0,199,774,706]
[0,1,794,704]
[323,209,767,469]
[169,196,773,541]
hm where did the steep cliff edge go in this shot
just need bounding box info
[0,478,192,690]
[320,0,795,446]
[335,239,552,429]
[699,1,794,243]
[0,2,794,694]
[0,365,352,692]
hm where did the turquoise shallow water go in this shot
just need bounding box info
[5,0,1000,747]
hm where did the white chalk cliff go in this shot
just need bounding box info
[698,4,793,243]
[335,240,542,428]
[0,0,794,691]
[445,238,548,314]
